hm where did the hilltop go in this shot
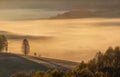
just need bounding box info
[51,9,120,19]
[0,53,79,77]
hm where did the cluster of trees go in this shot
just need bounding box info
[10,46,120,77]
[0,35,30,56]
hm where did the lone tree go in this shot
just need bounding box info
[0,35,8,52]
[22,39,30,56]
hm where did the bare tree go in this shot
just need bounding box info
[22,39,30,56]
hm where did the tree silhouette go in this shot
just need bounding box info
[50,69,64,77]
[0,35,8,52]
[76,68,95,77]
[22,39,30,56]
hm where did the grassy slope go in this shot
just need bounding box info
[0,53,79,77]
[23,55,79,70]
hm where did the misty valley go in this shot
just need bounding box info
[0,0,120,77]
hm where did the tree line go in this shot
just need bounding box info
[0,35,30,56]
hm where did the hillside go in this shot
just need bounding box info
[50,0,120,19]
[51,10,94,19]
[51,9,120,19]
[0,53,79,77]
[23,55,79,70]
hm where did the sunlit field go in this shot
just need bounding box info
[0,18,120,62]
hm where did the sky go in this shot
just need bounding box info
[0,0,80,20]
[0,0,119,21]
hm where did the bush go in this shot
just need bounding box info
[50,69,64,77]
[76,68,94,77]
[33,71,44,77]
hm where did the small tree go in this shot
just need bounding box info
[22,39,30,56]
[0,35,8,52]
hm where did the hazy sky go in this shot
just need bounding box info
[0,0,80,20]
[0,0,120,20]
[0,9,65,20]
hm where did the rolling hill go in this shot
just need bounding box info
[51,9,120,19]
[0,53,79,77]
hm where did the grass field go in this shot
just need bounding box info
[0,53,79,77]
